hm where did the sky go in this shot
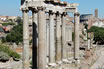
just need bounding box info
[0,0,104,18]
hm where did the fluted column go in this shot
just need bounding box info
[48,11,56,65]
[32,9,38,69]
[62,13,67,60]
[22,10,30,69]
[56,12,62,63]
[74,12,80,61]
[87,39,90,50]
[38,7,46,69]
[46,16,49,64]
[90,37,93,48]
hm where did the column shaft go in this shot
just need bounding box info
[38,7,46,69]
[74,12,80,60]
[49,12,55,63]
[62,13,67,59]
[56,13,62,62]
[32,10,38,69]
[87,39,90,50]
[22,10,30,69]
[46,18,49,64]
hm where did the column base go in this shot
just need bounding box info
[68,57,74,61]
[67,57,74,64]
[62,59,68,62]
[62,59,68,63]
[56,61,62,65]
[46,65,48,68]
[90,47,93,49]
[63,59,73,64]
[48,63,56,67]
[73,59,80,64]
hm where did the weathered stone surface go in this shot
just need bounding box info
[22,10,30,69]
[49,12,55,63]
[56,13,62,62]
[62,13,67,60]
[38,7,46,69]
[74,12,80,61]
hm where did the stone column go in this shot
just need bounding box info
[62,13,67,61]
[22,10,30,69]
[87,39,90,50]
[90,38,93,48]
[48,11,56,66]
[38,7,46,69]
[74,12,80,61]
[46,17,49,64]
[32,9,38,69]
[56,12,62,63]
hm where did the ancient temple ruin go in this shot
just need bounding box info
[20,0,80,69]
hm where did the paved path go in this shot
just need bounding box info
[90,48,104,69]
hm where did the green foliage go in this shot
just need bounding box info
[0,51,10,61]
[2,23,15,26]
[2,38,6,43]
[88,26,104,44]
[11,51,20,60]
[29,39,32,44]
[0,44,20,60]
[88,26,99,32]
[2,23,23,44]
[30,60,32,65]
[16,17,23,23]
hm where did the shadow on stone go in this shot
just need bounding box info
[32,22,38,69]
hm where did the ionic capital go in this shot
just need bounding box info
[22,9,29,13]
[32,8,38,13]
[74,12,80,16]
[62,12,67,16]
[56,11,61,16]
[49,10,55,15]
[37,6,46,11]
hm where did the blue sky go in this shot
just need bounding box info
[0,0,21,16]
[0,0,104,18]
[66,0,104,18]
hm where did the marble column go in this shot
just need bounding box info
[32,9,38,69]
[22,10,30,69]
[48,11,56,66]
[46,17,49,64]
[74,12,80,61]
[38,7,46,69]
[87,39,90,50]
[62,13,67,60]
[56,12,62,63]
[90,38,93,48]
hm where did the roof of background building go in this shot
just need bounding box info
[80,14,93,19]
[80,14,93,16]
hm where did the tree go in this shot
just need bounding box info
[2,22,15,26]
[88,26,104,44]
[2,23,23,44]
[16,17,23,23]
